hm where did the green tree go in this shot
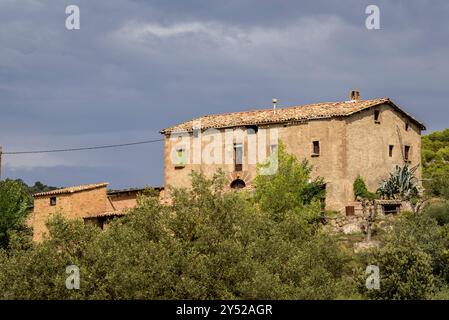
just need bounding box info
[365,244,436,300]
[0,167,353,299]
[422,129,449,199]
[361,214,448,299]
[28,181,57,194]
[253,143,325,223]
[423,201,449,226]
[0,179,32,249]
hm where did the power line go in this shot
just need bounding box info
[2,138,164,155]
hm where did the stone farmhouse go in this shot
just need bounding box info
[30,90,426,240]
[161,90,426,213]
[30,183,162,241]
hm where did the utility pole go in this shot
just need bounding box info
[0,145,2,180]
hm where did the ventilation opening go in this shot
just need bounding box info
[374,110,380,123]
[312,141,320,156]
[230,179,246,189]
[389,145,394,157]
[404,145,411,161]
[246,125,258,134]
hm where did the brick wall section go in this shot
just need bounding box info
[108,194,138,212]
[31,186,108,242]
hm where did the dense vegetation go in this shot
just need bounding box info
[0,180,32,249]
[422,128,449,199]
[0,134,448,299]
[26,181,58,194]
[353,176,376,200]
[0,148,355,299]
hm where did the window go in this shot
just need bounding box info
[234,143,243,171]
[312,141,320,156]
[405,123,409,131]
[174,147,186,168]
[50,197,57,206]
[404,145,411,161]
[247,125,258,134]
[374,110,380,123]
[389,145,394,157]
[270,144,278,155]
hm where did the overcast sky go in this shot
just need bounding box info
[1,0,448,189]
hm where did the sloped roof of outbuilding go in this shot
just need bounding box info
[33,183,109,197]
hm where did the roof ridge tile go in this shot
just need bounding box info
[160,97,425,134]
[33,182,109,197]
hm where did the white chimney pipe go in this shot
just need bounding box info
[272,98,278,114]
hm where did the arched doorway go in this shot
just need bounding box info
[230,179,246,189]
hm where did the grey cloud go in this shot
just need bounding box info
[0,0,448,188]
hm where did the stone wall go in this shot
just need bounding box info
[324,203,398,236]
[107,193,138,212]
[30,186,108,242]
[163,103,422,213]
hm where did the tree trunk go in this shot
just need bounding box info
[365,200,377,242]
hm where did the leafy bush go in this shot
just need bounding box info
[353,176,376,200]
[423,201,449,226]
[253,143,325,223]
[0,150,354,300]
[360,214,448,299]
[0,179,32,249]
[422,129,449,199]
[2,144,448,300]
[364,244,436,300]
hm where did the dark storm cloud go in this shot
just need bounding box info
[0,0,448,188]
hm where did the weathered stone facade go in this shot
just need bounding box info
[30,184,158,241]
[30,183,109,241]
[161,94,425,212]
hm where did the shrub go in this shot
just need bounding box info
[0,179,32,249]
[360,214,448,299]
[364,243,436,300]
[0,169,354,299]
[353,176,376,200]
[423,201,449,226]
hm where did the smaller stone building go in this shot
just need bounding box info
[30,183,162,241]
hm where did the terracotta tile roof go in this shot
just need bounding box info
[107,186,164,195]
[83,210,126,218]
[33,183,109,197]
[160,98,426,133]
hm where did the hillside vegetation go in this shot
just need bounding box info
[422,128,449,199]
[0,143,448,299]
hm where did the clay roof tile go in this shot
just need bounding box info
[33,183,109,197]
[160,98,426,134]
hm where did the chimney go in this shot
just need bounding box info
[349,90,360,101]
[272,98,278,114]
